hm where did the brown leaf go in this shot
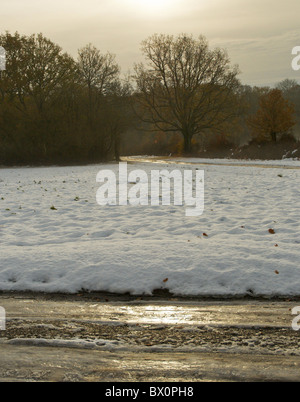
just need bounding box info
[274,244,278,247]
[274,270,279,275]
[268,228,276,234]
[203,233,208,237]
[163,278,169,283]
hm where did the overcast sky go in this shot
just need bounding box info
[1,0,300,86]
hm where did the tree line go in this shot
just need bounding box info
[0,32,133,164]
[0,32,299,165]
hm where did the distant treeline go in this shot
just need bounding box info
[0,32,134,165]
[0,32,299,165]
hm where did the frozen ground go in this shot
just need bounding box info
[0,157,300,297]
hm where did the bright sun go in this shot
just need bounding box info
[128,0,176,14]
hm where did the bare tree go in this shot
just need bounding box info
[133,33,240,153]
[77,44,120,122]
[101,76,134,161]
[77,44,120,93]
[77,44,121,159]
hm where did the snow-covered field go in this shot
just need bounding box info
[1,158,300,297]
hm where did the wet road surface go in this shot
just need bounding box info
[0,293,300,382]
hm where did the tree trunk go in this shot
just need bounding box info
[271,132,277,142]
[114,141,120,162]
[183,131,193,154]
[114,131,120,162]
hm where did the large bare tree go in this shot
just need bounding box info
[134,33,240,153]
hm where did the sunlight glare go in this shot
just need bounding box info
[127,0,180,15]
